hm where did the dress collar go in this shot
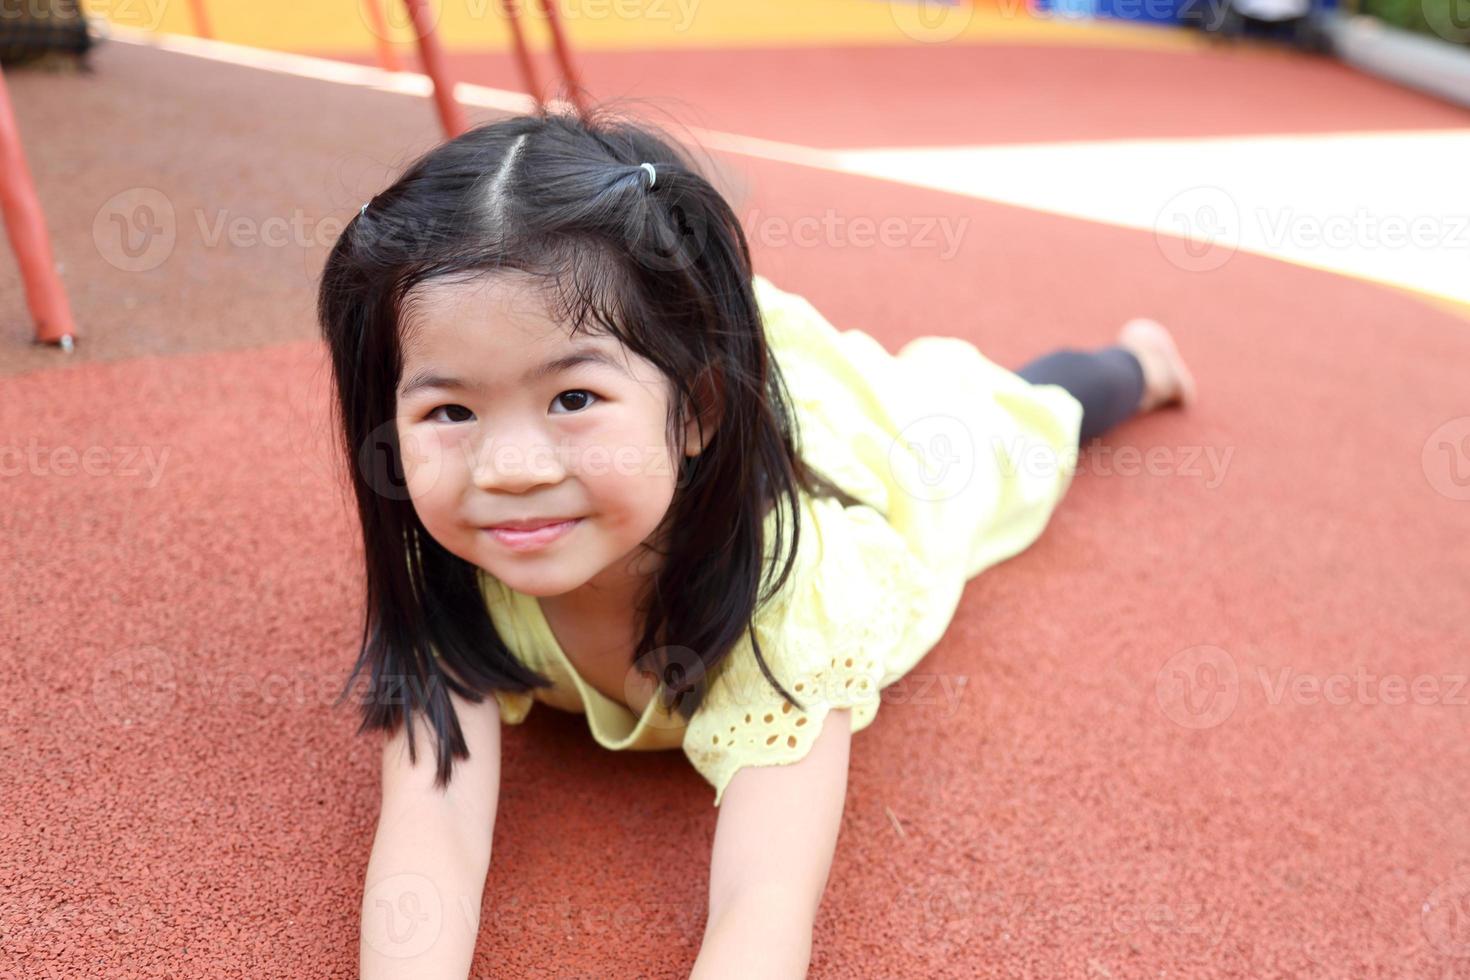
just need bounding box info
[508,586,680,750]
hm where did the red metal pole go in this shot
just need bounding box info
[0,66,77,350]
[498,0,545,110]
[533,0,590,116]
[361,0,403,72]
[187,0,213,39]
[401,0,467,138]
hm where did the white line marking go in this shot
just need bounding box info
[834,132,1470,306]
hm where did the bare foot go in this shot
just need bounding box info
[1117,318,1197,414]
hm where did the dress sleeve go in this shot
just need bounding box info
[492,690,534,725]
[682,493,935,807]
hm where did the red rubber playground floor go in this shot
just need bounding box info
[3,16,1470,979]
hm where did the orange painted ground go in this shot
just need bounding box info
[3,16,1470,980]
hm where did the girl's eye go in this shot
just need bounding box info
[552,390,599,413]
[423,390,598,423]
[425,404,473,424]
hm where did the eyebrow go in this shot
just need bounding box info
[397,344,628,400]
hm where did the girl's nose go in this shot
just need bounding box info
[467,432,569,492]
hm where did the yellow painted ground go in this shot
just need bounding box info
[83,0,1208,54]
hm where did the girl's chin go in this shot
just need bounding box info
[505,581,575,599]
[481,566,585,599]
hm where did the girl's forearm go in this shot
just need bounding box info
[360,812,490,980]
[689,888,815,980]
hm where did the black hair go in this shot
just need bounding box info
[317,101,863,788]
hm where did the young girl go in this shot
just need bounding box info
[319,105,1196,979]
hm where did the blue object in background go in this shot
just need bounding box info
[1029,0,1336,23]
[1049,0,1099,17]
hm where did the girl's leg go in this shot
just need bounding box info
[1014,345,1145,443]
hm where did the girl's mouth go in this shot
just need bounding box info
[483,518,582,552]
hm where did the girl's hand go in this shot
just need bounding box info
[689,708,853,980]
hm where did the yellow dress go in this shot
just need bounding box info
[482,273,1084,806]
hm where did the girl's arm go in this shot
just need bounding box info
[361,681,504,980]
[690,708,853,980]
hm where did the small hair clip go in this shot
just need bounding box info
[640,162,656,189]
[359,202,369,217]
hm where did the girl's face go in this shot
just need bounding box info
[394,272,707,602]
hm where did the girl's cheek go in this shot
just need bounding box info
[395,424,460,505]
[573,436,668,486]
[565,440,619,482]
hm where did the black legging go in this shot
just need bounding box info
[1015,346,1144,443]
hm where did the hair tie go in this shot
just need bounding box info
[640,162,656,189]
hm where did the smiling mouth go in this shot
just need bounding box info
[483,518,582,552]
